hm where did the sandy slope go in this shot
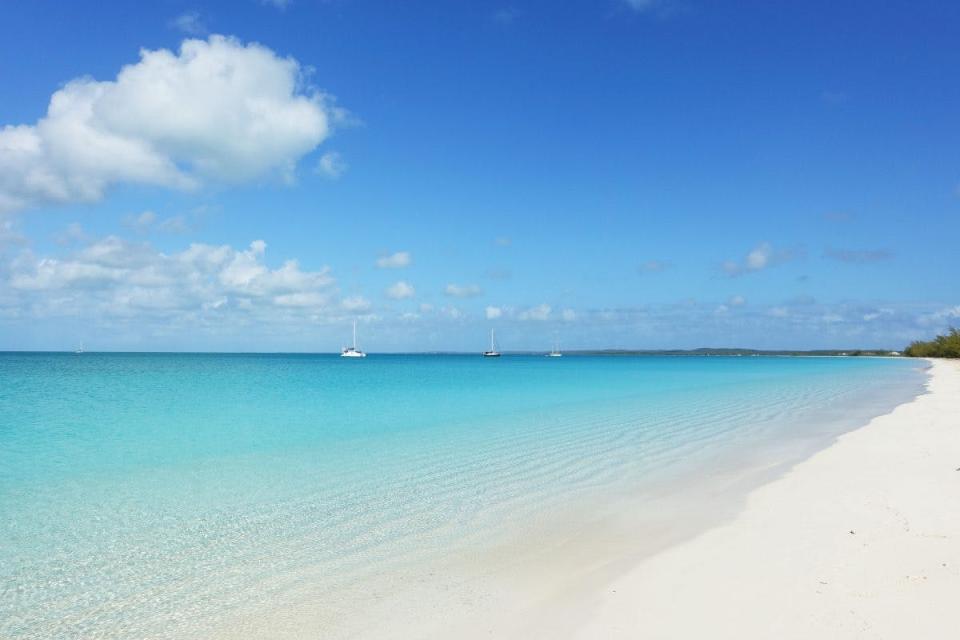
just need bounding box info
[575,359,960,639]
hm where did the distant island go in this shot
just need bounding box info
[903,327,960,358]
[530,348,902,357]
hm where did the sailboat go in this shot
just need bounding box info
[483,329,501,357]
[341,320,366,358]
[547,336,562,357]
[74,341,85,355]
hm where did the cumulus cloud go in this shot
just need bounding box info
[722,242,798,277]
[519,303,551,321]
[561,308,576,322]
[3,235,340,324]
[386,280,415,300]
[485,305,503,320]
[823,247,893,263]
[316,151,347,179]
[375,251,411,269]
[0,35,343,213]
[445,283,482,298]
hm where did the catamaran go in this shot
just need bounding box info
[341,320,366,358]
[482,328,501,357]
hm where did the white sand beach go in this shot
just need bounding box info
[212,359,957,640]
[572,358,960,639]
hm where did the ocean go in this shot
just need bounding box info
[0,353,925,638]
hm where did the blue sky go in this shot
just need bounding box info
[0,0,958,351]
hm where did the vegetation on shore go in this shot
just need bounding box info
[904,328,960,358]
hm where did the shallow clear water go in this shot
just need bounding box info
[0,353,924,638]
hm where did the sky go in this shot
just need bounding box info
[0,0,958,352]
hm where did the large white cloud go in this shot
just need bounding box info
[0,35,341,213]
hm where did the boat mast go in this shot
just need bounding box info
[491,328,495,352]
[353,319,358,350]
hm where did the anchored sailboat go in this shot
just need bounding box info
[483,329,501,357]
[547,335,562,357]
[341,320,366,358]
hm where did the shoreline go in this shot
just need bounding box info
[568,358,959,638]
[210,359,935,639]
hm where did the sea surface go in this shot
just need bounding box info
[0,353,925,638]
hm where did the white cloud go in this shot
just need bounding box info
[485,305,502,320]
[561,308,576,322]
[171,11,206,35]
[767,306,789,318]
[260,0,292,9]
[723,242,797,277]
[729,295,746,306]
[4,236,339,322]
[444,283,482,298]
[0,35,342,213]
[519,303,551,321]
[375,251,411,269]
[386,280,415,300]
[918,305,960,327]
[316,151,347,179]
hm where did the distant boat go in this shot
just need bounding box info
[547,336,562,357]
[341,320,366,358]
[482,329,501,357]
[74,342,84,355]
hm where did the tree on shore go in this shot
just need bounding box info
[904,327,960,358]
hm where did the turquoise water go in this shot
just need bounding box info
[0,353,924,637]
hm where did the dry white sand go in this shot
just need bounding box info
[573,358,960,639]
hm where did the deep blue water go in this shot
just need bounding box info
[0,353,924,637]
